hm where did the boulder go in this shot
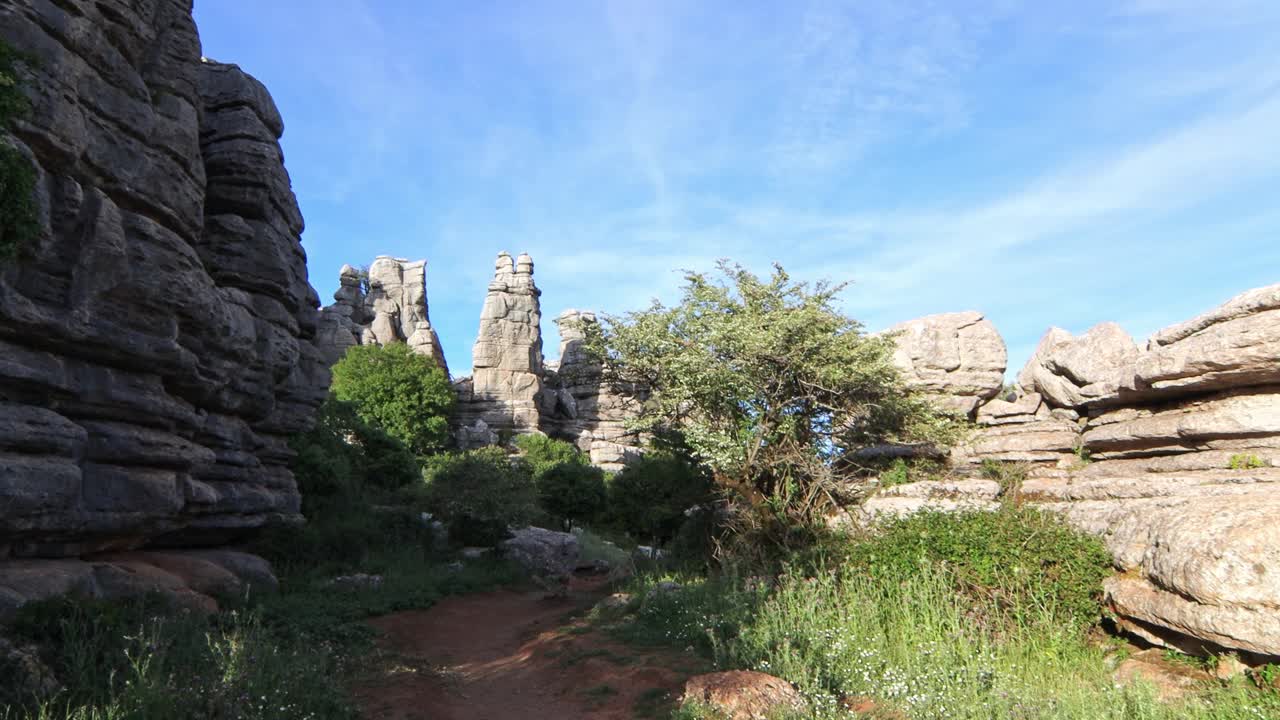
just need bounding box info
[1018,324,1139,409]
[883,312,1007,418]
[500,527,579,580]
[680,671,805,720]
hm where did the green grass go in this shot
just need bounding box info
[607,509,1280,720]
[1,543,522,720]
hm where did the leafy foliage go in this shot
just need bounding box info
[511,434,607,526]
[1228,453,1266,470]
[419,447,539,545]
[606,450,714,545]
[0,39,38,262]
[537,461,607,527]
[822,507,1113,630]
[588,261,959,551]
[290,397,418,508]
[514,433,587,474]
[330,342,454,455]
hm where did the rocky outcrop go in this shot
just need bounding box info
[917,283,1280,658]
[316,258,447,372]
[453,252,545,442]
[0,549,277,620]
[0,2,326,558]
[499,526,579,582]
[884,311,1007,418]
[541,310,645,470]
[1018,323,1139,408]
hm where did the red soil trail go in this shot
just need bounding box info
[351,576,706,720]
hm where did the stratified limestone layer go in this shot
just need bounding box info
[0,1,327,558]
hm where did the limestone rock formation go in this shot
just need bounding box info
[454,252,545,440]
[918,282,1280,658]
[0,2,326,558]
[316,258,447,372]
[1018,323,1140,408]
[884,311,1007,418]
[542,310,645,470]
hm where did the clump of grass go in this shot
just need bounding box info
[1228,454,1266,470]
[979,459,1031,497]
[614,508,1280,719]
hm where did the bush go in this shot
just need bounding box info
[606,451,714,545]
[823,507,1113,630]
[0,39,38,262]
[290,397,418,508]
[514,433,587,473]
[537,461,607,527]
[330,342,454,455]
[419,447,539,545]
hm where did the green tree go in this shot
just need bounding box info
[330,342,454,455]
[0,39,38,261]
[589,261,959,552]
[606,449,713,545]
[420,448,539,545]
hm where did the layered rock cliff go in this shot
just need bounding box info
[0,1,327,560]
[888,283,1280,659]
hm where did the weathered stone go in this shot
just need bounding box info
[1134,284,1280,398]
[0,3,325,557]
[680,671,805,720]
[1018,323,1139,409]
[318,257,448,371]
[541,309,646,470]
[454,252,546,437]
[1113,649,1206,702]
[1083,389,1280,458]
[858,480,1001,520]
[883,312,1007,418]
[500,526,579,581]
[953,416,1081,466]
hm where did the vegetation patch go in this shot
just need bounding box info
[330,342,455,455]
[0,39,39,262]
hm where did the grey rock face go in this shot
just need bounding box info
[935,282,1280,658]
[316,258,448,373]
[0,1,326,557]
[883,311,1007,418]
[542,309,645,471]
[453,252,546,437]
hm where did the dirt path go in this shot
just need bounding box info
[351,577,707,720]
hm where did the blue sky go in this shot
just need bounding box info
[193,0,1280,377]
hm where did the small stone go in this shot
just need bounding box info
[680,671,805,720]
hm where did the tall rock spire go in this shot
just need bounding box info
[454,251,545,442]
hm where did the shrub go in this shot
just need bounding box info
[330,342,454,455]
[824,507,1113,630]
[419,447,539,545]
[290,397,418,508]
[978,458,1030,497]
[0,39,38,262]
[538,461,607,527]
[606,451,714,545]
[514,433,587,473]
